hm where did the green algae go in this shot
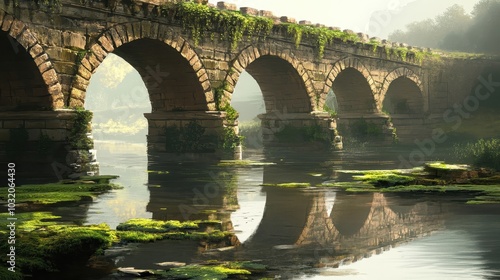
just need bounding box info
[163,264,251,280]
[352,173,415,187]
[1,177,121,205]
[217,160,276,167]
[261,182,311,188]
[425,162,469,170]
[116,219,200,233]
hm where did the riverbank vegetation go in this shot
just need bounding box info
[322,162,500,204]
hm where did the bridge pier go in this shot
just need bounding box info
[336,113,396,144]
[0,109,98,182]
[144,111,242,161]
[258,111,342,150]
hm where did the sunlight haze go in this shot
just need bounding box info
[208,0,477,38]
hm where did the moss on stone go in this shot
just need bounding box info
[116,219,200,233]
[163,264,251,279]
[217,160,276,167]
[1,179,121,205]
[425,162,469,171]
[352,172,416,187]
[261,182,311,188]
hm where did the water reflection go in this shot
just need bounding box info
[79,142,500,279]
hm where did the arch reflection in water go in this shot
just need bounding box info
[146,160,247,233]
[114,154,447,276]
[234,187,445,270]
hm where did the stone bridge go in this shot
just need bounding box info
[1,0,500,179]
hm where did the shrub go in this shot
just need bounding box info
[453,138,500,170]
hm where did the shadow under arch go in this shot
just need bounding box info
[0,11,64,110]
[243,187,316,248]
[330,192,374,237]
[322,57,378,115]
[225,46,316,113]
[382,77,425,116]
[69,22,214,111]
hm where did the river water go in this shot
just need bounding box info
[79,140,500,279]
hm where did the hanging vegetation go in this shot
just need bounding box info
[160,1,274,50]
[281,24,360,59]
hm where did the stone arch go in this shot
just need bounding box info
[322,57,378,114]
[69,21,214,111]
[0,10,64,110]
[330,193,374,237]
[380,67,426,114]
[223,45,316,113]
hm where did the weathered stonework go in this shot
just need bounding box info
[1,0,500,180]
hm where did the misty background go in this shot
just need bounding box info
[85,0,499,142]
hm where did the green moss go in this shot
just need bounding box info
[319,181,377,190]
[261,182,311,188]
[168,2,274,50]
[217,160,275,167]
[147,170,170,175]
[165,264,251,280]
[0,219,116,277]
[225,261,267,273]
[69,108,93,150]
[425,162,469,171]
[282,24,360,59]
[116,219,199,233]
[0,180,121,205]
[353,173,416,187]
[116,231,166,242]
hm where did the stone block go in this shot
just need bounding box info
[357,32,369,42]
[25,120,46,129]
[54,62,77,75]
[141,21,152,38]
[77,65,92,81]
[45,120,67,129]
[109,28,122,48]
[0,129,10,141]
[73,75,89,91]
[90,44,107,61]
[3,120,24,129]
[45,47,77,62]
[299,20,311,25]
[280,16,296,23]
[1,15,13,32]
[44,129,69,141]
[259,10,274,17]
[34,53,49,66]
[29,44,44,58]
[9,20,26,39]
[42,69,59,86]
[240,7,258,16]
[18,29,37,50]
[217,2,237,11]
[38,61,53,74]
[48,83,62,97]
[62,31,85,50]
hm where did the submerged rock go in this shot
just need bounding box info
[117,267,154,277]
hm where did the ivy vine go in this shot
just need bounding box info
[157,1,432,63]
[281,23,360,59]
[162,1,274,50]
[69,108,93,150]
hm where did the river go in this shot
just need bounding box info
[78,140,500,279]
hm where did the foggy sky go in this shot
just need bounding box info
[208,0,478,39]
